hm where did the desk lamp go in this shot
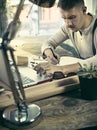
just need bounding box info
[1,0,41,129]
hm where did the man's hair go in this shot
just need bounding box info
[58,0,85,10]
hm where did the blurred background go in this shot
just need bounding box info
[0,0,97,58]
[0,0,97,37]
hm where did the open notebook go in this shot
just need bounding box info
[18,66,52,87]
[0,49,52,90]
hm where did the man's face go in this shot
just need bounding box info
[59,6,86,32]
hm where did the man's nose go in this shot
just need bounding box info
[65,19,72,26]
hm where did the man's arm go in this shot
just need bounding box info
[43,48,60,65]
[59,62,81,74]
[34,61,81,76]
[41,25,69,64]
[79,54,97,68]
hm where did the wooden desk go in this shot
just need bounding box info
[0,75,79,108]
[0,46,97,129]
[0,89,97,130]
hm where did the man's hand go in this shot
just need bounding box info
[44,48,60,65]
[34,62,59,77]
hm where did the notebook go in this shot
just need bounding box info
[18,66,52,87]
[0,49,52,90]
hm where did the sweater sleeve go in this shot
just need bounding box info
[41,24,69,55]
[79,55,97,67]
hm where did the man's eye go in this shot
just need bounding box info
[62,16,76,20]
[69,16,76,19]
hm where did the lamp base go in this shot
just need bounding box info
[2,104,42,129]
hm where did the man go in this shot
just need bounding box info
[35,0,97,75]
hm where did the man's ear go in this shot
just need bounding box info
[82,6,87,14]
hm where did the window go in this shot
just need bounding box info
[7,0,61,36]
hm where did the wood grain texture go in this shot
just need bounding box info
[0,37,97,130]
[0,75,79,108]
[0,89,97,130]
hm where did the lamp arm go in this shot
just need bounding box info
[1,1,42,129]
[1,45,27,110]
[2,0,25,44]
[1,0,27,111]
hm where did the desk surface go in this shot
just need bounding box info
[0,88,97,130]
[0,46,97,129]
